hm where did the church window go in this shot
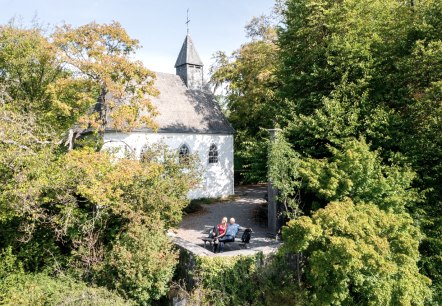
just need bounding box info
[179,144,190,163]
[208,144,218,164]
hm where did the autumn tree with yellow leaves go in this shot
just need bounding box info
[0,22,198,305]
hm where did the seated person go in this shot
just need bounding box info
[212,217,228,252]
[218,217,241,252]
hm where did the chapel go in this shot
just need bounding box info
[102,35,235,199]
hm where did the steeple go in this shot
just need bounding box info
[175,35,204,90]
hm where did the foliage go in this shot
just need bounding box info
[0,21,199,304]
[179,253,303,306]
[277,0,441,160]
[192,255,259,305]
[234,130,270,183]
[269,135,418,216]
[299,138,418,213]
[0,272,132,305]
[52,21,159,133]
[275,0,442,300]
[268,131,302,218]
[282,199,432,305]
[402,53,442,302]
[124,144,201,228]
[0,247,23,279]
[210,13,281,183]
[100,224,177,305]
[0,111,193,245]
[0,21,159,148]
[0,109,197,299]
[0,25,96,133]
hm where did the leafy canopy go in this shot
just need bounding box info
[52,21,159,132]
[210,13,281,183]
[0,21,200,304]
[283,199,431,305]
[272,0,440,302]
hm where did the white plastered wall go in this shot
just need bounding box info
[102,132,234,199]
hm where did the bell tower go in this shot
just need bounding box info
[175,34,204,90]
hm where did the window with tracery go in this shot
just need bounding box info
[179,144,190,163]
[208,144,218,164]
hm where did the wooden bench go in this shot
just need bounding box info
[201,225,252,251]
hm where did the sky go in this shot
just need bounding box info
[0,0,275,74]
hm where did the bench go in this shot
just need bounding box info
[201,225,252,251]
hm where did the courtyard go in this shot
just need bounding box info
[173,184,282,256]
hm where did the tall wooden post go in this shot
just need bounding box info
[267,128,280,237]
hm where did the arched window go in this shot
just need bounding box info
[179,144,190,163]
[208,144,218,164]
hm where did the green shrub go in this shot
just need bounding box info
[100,224,178,305]
[0,247,22,278]
[0,110,198,302]
[193,255,259,305]
[180,253,303,306]
[282,199,432,305]
[0,273,132,305]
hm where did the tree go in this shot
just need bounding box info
[0,22,160,149]
[298,138,417,213]
[277,0,424,155]
[210,13,281,182]
[276,0,441,300]
[268,132,302,218]
[101,224,177,304]
[0,25,96,134]
[0,104,199,303]
[0,22,199,304]
[282,199,431,305]
[52,22,159,135]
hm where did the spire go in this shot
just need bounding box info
[174,35,204,68]
[175,35,204,89]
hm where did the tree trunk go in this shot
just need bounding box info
[96,86,108,132]
[65,128,74,151]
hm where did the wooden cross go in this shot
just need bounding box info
[186,9,190,34]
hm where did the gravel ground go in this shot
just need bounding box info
[175,184,281,252]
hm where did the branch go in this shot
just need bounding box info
[0,139,32,151]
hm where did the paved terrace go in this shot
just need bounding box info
[171,184,282,257]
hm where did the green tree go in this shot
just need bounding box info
[0,272,132,305]
[210,13,281,182]
[283,199,431,305]
[101,224,177,304]
[277,0,441,158]
[298,138,417,213]
[0,25,95,134]
[0,105,197,303]
[275,0,441,300]
[268,132,302,218]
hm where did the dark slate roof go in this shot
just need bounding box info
[174,35,204,67]
[104,73,233,134]
[150,72,234,134]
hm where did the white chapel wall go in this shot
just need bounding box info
[102,132,234,199]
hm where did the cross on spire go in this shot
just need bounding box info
[186,9,190,34]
